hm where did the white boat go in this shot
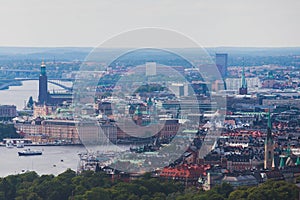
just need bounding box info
[6,142,14,148]
[16,143,24,148]
[18,149,42,156]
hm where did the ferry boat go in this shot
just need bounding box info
[18,149,42,156]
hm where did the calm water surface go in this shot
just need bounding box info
[0,80,72,110]
[0,146,86,177]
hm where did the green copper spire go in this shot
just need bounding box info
[134,105,142,116]
[147,97,153,107]
[268,109,271,129]
[268,71,274,79]
[241,65,247,88]
[266,108,272,141]
[279,156,285,169]
[286,145,291,157]
[296,157,300,166]
[40,60,46,76]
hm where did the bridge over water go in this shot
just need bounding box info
[0,78,74,91]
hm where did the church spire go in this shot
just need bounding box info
[267,109,272,140]
[239,65,247,95]
[264,108,274,170]
[267,109,271,128]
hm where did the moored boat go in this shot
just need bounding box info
[18,149,42,156]
[16,142,24,148]
[6,142,14,148]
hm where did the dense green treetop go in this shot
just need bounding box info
[0,169,298,200]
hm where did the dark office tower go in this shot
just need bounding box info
[239,65,247,95]
[216,53,228,79]
[38,61,48,104]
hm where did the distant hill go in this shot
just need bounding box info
[0,47,92,61]
[206,47,300,56]
[0,46,299,67]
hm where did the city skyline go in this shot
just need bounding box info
[1,1,300,198]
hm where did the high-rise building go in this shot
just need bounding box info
[38,61,48,104]
[239,66,247,95]
[146,62,157,76]
[216,53,228,79]
[264,110,274,170]
[169,83,185,97]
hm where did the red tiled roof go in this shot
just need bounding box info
[160,164,210,179]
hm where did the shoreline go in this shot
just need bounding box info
[0,80,22,90]
[0,143,84,147]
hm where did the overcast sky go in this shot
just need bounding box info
[0,0,299,47]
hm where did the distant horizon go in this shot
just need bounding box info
[1,46,300,49]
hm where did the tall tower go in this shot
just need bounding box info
[216,53,228,79]
[264,110,274,170]
[38,61,48,104]
[239,66,247,95]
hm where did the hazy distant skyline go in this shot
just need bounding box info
[0,0,300,47]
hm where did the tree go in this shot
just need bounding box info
[152,192,166,200]
[0,123,20,141]
[27,96,34,109]
[19,171,39,182]
[228,190,247,200]
[83,187,110,200]
[141,194,151,200]
[214,182,234,198]
[26,192,42,200]
[128,194,139,200]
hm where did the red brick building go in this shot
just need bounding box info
[160,164,210,186]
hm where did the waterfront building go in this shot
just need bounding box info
[14,121,44,143]
[14,118,118,145]
[37,61,72,106]
[42,119,80,144]
[38,61,48,104]
[0,105,17,120]
[33,104,56,118]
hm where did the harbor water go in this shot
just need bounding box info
[0,145,86,177]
